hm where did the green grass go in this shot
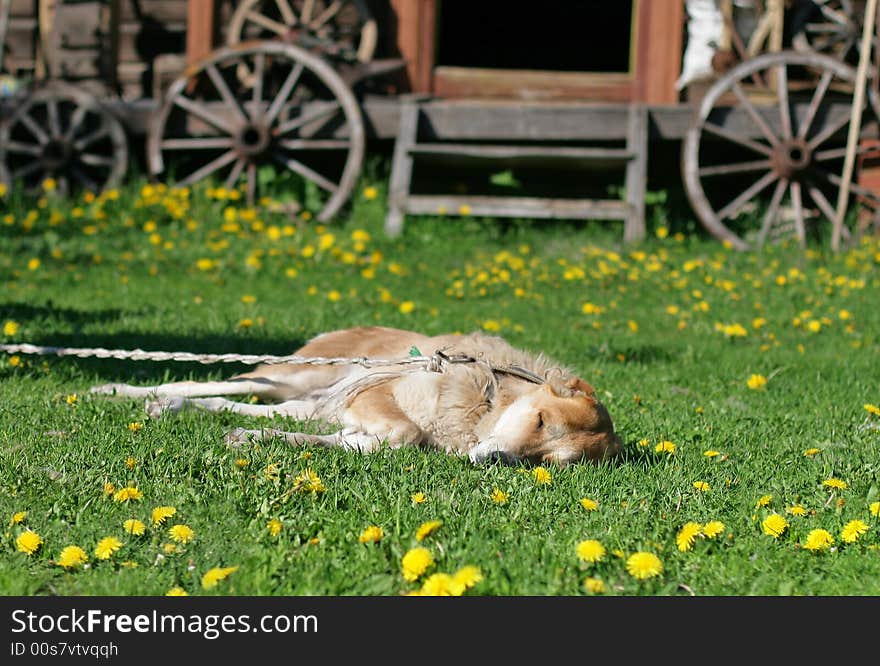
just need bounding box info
[1,172,879,597]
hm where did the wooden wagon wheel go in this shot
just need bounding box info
[0,81,128,196]
[147,41,365,220]
[791,0,877,66]
[226,0,377,64]
[682,50,880,250]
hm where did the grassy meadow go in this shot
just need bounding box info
[1,167,879,597]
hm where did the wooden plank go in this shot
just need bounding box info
[624,105,648,242]
[405,195,630,220]
[385,99,419,236]
[635,0,685,104]
[118,0,188,22]
[432,67,635,102]
[388,0,435,93]
[409,143,634,168]
[186,0,215,65]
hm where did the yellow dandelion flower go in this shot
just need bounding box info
[411,492,427,504]
[162,543,178,554]
[127,421,144,433]
[363,186,378,200]
[822,478,848,490]
[293,468,326,494]
[746,374,768,390]
[579,498,599,511]
[583,577,606,594]
[655,441,676,454]
[358,525,383,543]
[65,393,78,405]
[3,320,19,336]
[235,458,250,468]
[702,521,725,538]
[267,519,283,537]
[532,466,552,485]
[756,494,773,507]
[762,513,788,538]
[399,300,415,314]
[415,520,443,541]
[864,404,880,416]
[123,519,145,535]
[113,486,142,503]
[637,438,650,447]
[490,488,509,504]
[786,505,808,516]
[452,566,483,590]
[94,537,123,560]
[576,539,606,563]
[693,481,710,492]
[168,524,195,544]
[151,506,177,526]
[870,501,880,517]
[803,529,834,552]
[841,520,869,544]
[703,450,721,457]
[401,547,434,582]
[676,522,703,552]
[16,530,42,555]
[420,573,465,596]
[803,448,821,457]
[103,482,116,496]
[56,545,88,569]
[201,566,239,590]
[10,511,27,525]
[625,552,663,580]
[165,587,188,596]
[125,456,137,470]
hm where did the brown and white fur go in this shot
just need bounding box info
[90,326,622,466]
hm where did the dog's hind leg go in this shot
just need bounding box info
[91,377,286,401]
[145,396,318,420]
[223,427,384,453]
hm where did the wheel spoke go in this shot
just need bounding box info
[173,94,236,134]
[813,143,875,162]
[265,62,304,125]
[310,0,342,29]
[275,101,341,135]
[804,177,838,222]
[46,97,61,138]
[277,138,350,150]
[245,10,289,36]
[73,127,109,151]
[797,69,833,140]
[274,0,297,26]
[161,137,235,150]
[246,161,257,205]
[757,178,789,247]
[17,111,49,144]
[810,165,880,204]
[716,170,778,220]
[702,121,773,156]
[807,103,859,149]
[79,152,116,167]
[63,104,89,142]
[270,149,338,192]
[177,150,239,187]
[698,158,772,177]
[12,161,42,181]
[777,63,792,139]
[4,140,41,155]
[301,0,316,24]
[224,157,246,190]
[252,52,265,106]
[790,180,807,246]
[730,80,780,147]
[206,64,249,124]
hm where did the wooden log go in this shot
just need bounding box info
[404,194,631,220]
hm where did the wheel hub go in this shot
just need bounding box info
[771,138,812,179]
[234,123,271,158]
[40,139,73,171]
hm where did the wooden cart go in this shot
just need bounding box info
[0,0,877,250]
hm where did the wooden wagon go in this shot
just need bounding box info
[0,0,877,251]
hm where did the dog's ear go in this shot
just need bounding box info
[565,377,595,396]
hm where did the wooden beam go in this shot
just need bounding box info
[389,0,436,93]
[634,0,685,104]
[186,0,216,66]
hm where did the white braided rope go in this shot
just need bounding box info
[0,342,450,371]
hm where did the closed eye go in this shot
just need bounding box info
[536,412,544,430]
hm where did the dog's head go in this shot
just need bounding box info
[469,377,621,466]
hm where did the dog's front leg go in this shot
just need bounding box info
[145,397,318,419]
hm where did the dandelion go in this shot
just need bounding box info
[803,448,821,457]
[693,481,710,492]
[201,566,238,590]
[452,566,483,590]
[803,529,834,552]
[822,478,848,490]
[127,422,144,433]
[490,488,509,504]
[411,492,427,504]
[625,552,663,580]
[532,467,552,485]
[703,450,720,457]
[762,513,788,538]
[579,498,599,511]
[401,547,434,582]
[94,537,123,560]
[747,374,768,390]
[756,494,773,508]
[786,505,808,516]
[399,301,415,314]
[56,545,88,569]
[293,468,326,494]
[3,320,18,336]
[123,519,145,535]
[415,520,443,541]
[267,519,283,537]
[151,506,177,526]
[655,441,676,454]
[125,456,137,470]
[103,482,116,496]
[10,511,26,525]
[583,577,606,594]
[16,530,42,555]
[113,486,142,503]
[865,404,880,416]
[576,539,606,563]
[676,522,703,552]
[358,525,383,543]
[65,393,78,405]
[363,186,378,200]
[871,502,880,517]
[841,520,869,544]
[168,524,195,544]
[420,573,462,596]
[637,438,650,447]
[166,587,188,596]
[702,521,725,538]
